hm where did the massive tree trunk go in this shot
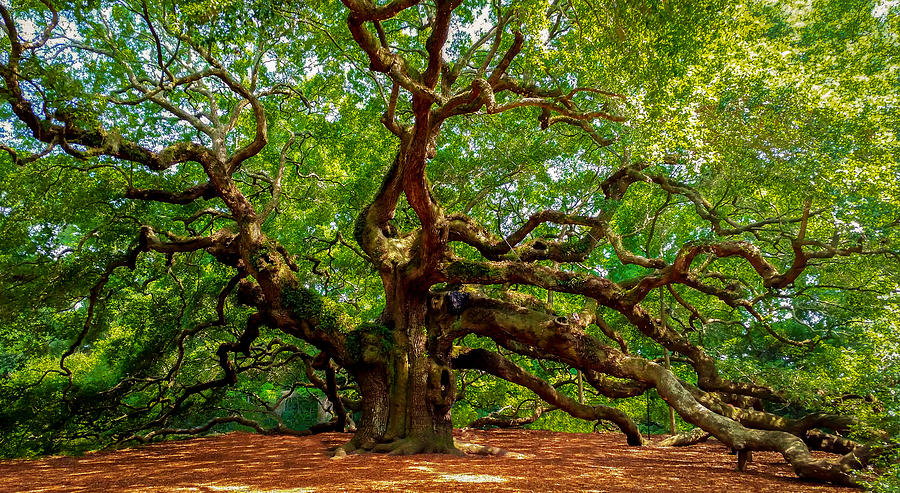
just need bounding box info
[339,275,457,455]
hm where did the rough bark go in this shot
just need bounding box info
[453,347,644,445]
[334,276,458,455]
[438,294,866,486]
[657,428,711,447]
[466,405,554,429]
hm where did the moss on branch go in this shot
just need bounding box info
[446,259,497,279]
[347,322,394,363]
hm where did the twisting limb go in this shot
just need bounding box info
[581,370,649,398]
[57,231,153,406]
[382,81,404,136]
[622,167,818,237]
[260,133,294,222]
[296,351,350,431]
[353,153,404,266]
[0,5,218,168]
[593,316,630,354]
[0,138,57,165]
[804,430,865,455]
[439,254,794,402]
[132,325,304,434]
[99,273,243,405]
[442,187,888,400]
[681,382,855,436]
[139,226,223,254]
[341,0,443,104]
[447,211,606,262]
[453,347,644,445]
[440,11,507,91]
[129,414,325,444]
[88,274,245,434]
[436,293,867,485]
[468,336,649,399]
[475,0,507,78]
[657,428,711,447]
[466,404,555,429]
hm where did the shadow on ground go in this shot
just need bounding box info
[0,429,857,492]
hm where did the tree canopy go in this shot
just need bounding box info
[1,0,899,488]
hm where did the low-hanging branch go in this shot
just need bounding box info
[466,404,555,429]
[453,347,644,445]
[437,292,869,485]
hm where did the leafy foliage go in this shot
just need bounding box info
[0,0,898,486]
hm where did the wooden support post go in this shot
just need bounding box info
[737,450,753,471]
[577,370,584,404]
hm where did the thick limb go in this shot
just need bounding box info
[466,405,553,429]
[440,258,789,402]
[682,383,855,436]
[444,294,865,486]
[453,347,643,445]
[657,428,711,447]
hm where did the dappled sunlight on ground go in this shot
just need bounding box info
[0,429,856,492]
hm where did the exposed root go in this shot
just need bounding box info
[331,441,356,459]
[331,436,377,458]
[372,438,416,455]
[454,440,510,456]
[334,435,525,458]
[335,437,465,456]
[657,428,711,447]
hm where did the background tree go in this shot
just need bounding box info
[1,0,898,487]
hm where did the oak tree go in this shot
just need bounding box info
[1,0,898,486]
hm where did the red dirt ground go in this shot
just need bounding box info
[0,429,858,492]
